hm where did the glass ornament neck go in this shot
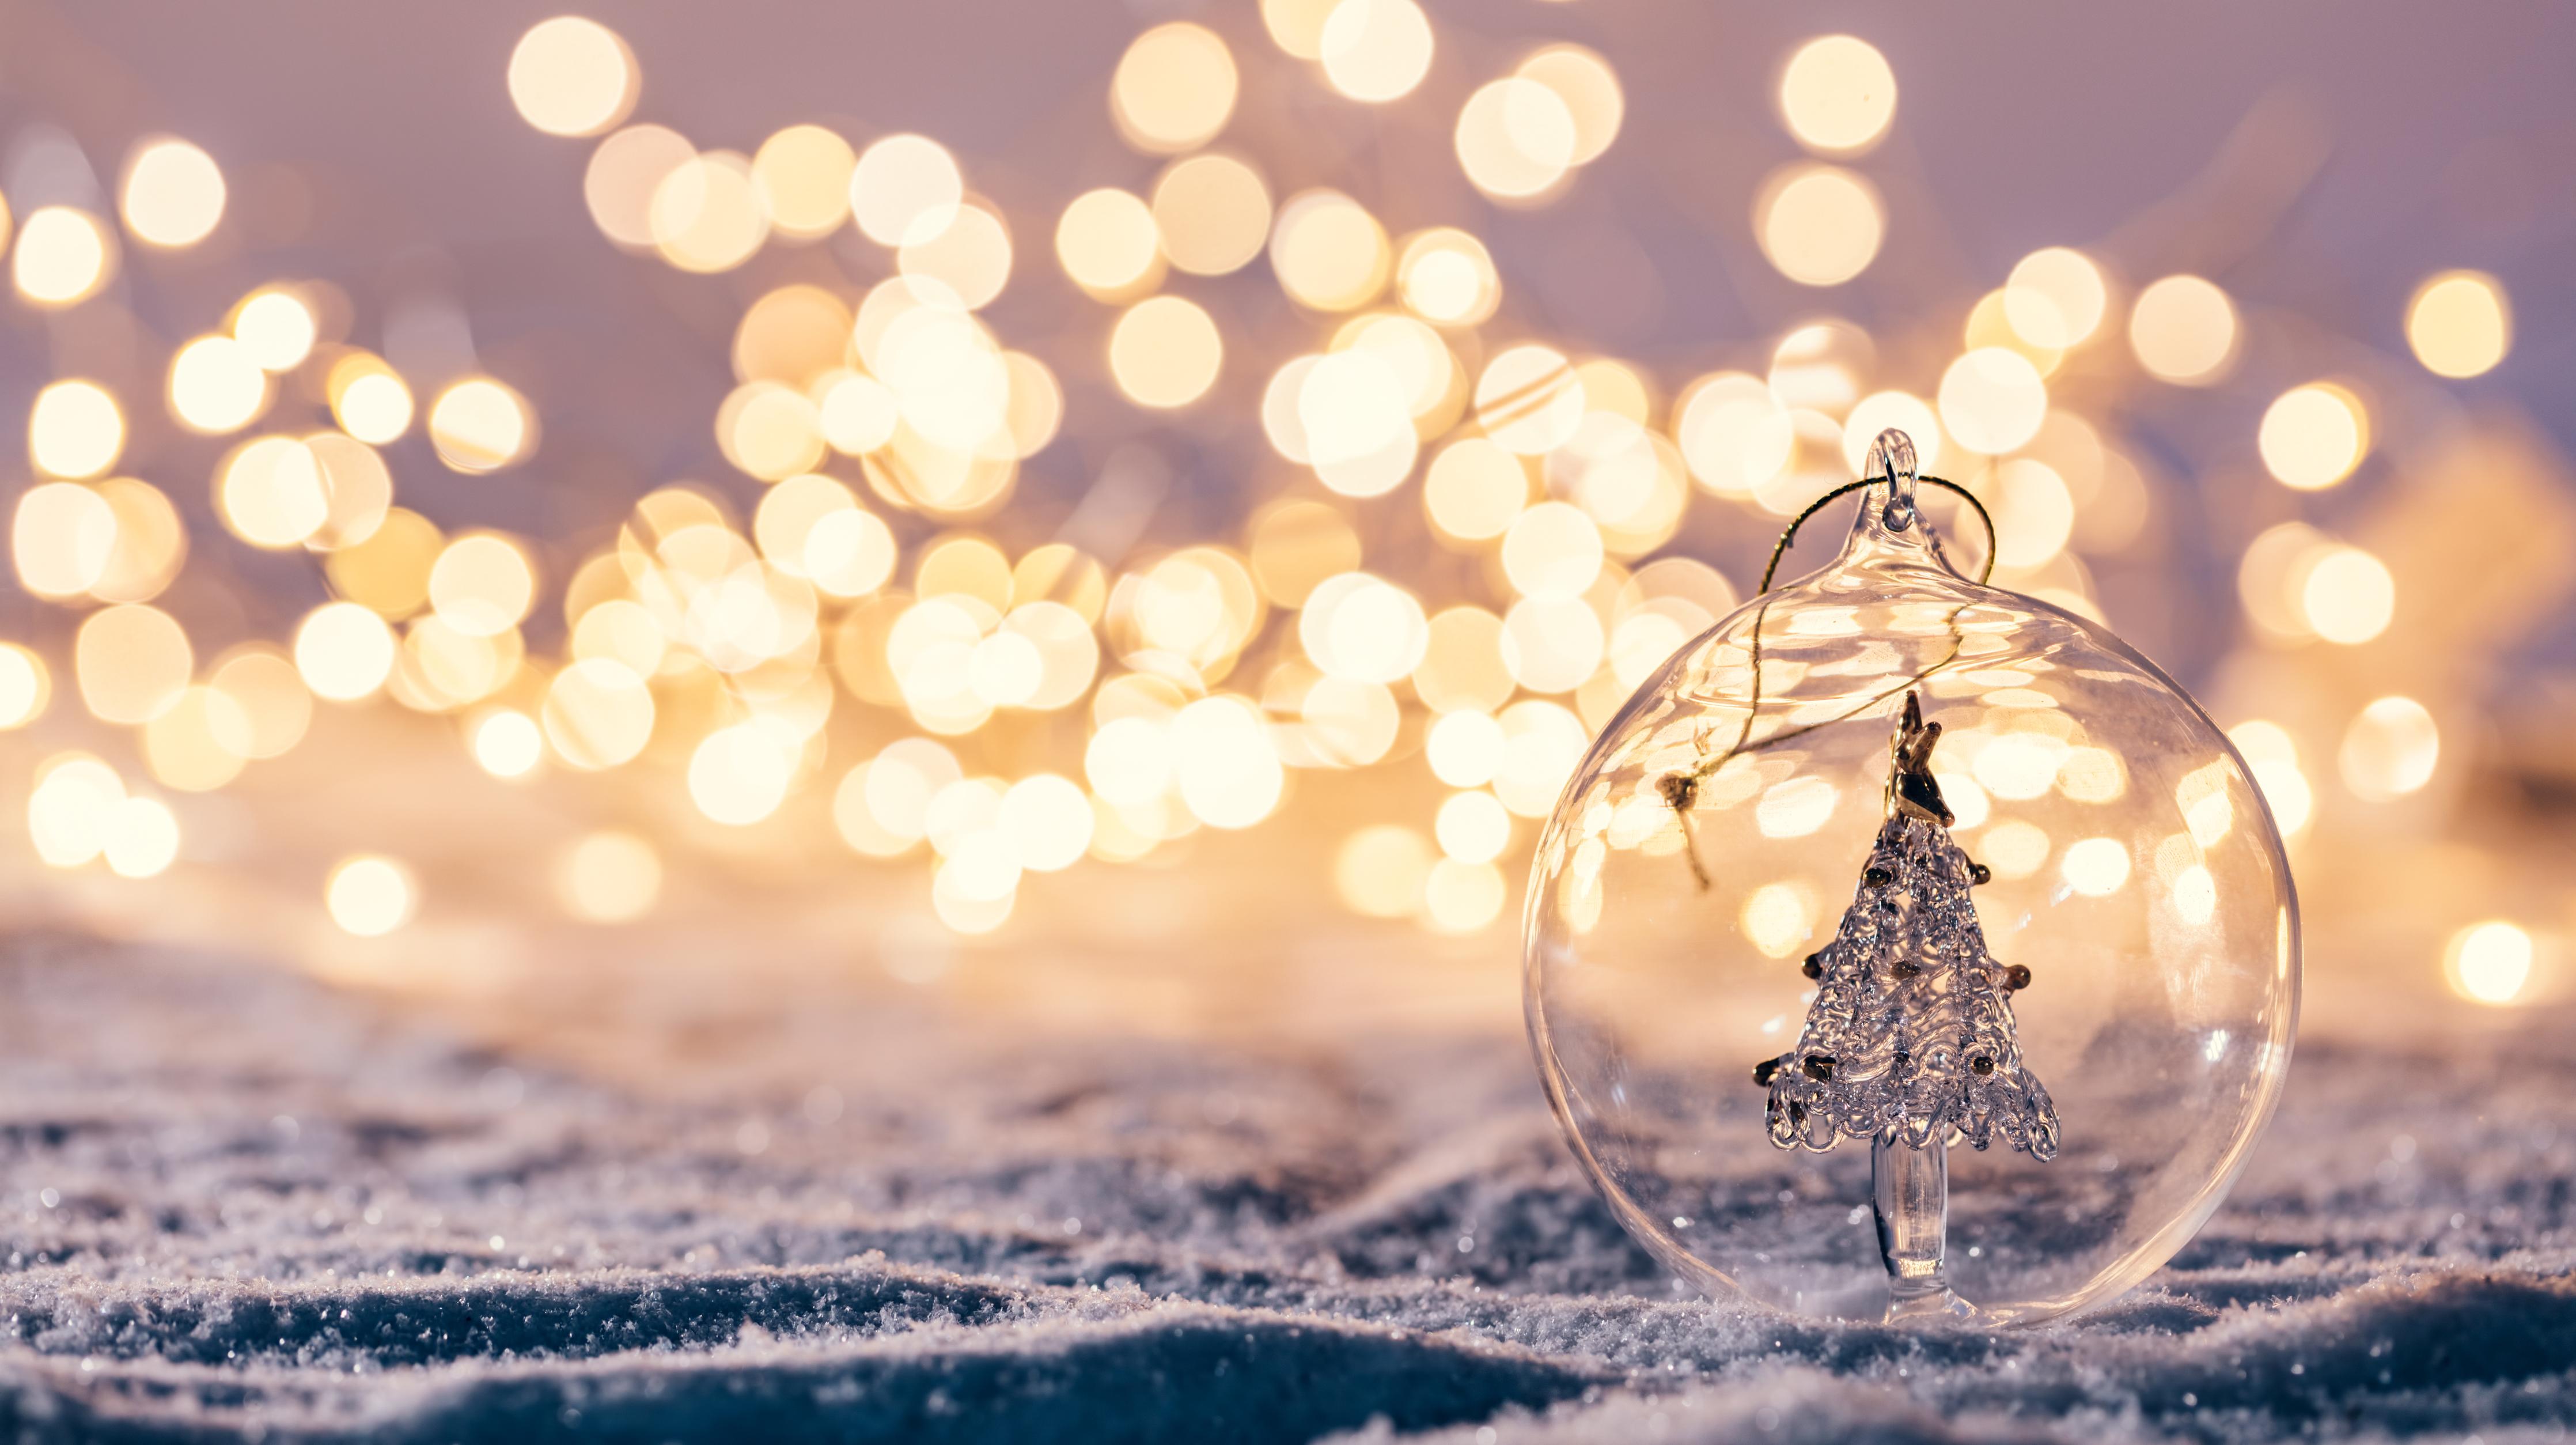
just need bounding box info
[1838,427,1958,578]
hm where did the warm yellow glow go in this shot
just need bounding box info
[1755,164,1882,286]
[2300,544,2395,645]
[1673,373,1794,499]
[1335,824,1433,918]
[208,648,309,759]
[29,755,126,868]
[1108,295,1222,408]
[585,123,695,249]
[2258,382,2368,490]
[717,381,826,481]
[1981,819,2051,879]
[14,482,116,598]
[1517,44,1622,165]
[1113,22,1238,153]
[325,506,442,618]
[29,380,124,479]
[142,685,247,793]
[1434,789,1511,864]
[1756,776,1840,839]
[1262,0,1339,59]
[0,644,51,729]
[1741,881,1813,958]
[1152,153,1271,276]
[1299,349,1415,496]
[1455,78,1577,201]
[169,335,270,434]
[1423,858,1506,932]
[558,830,662,922]
[429,378,535,473]
[294,602,397,702]
[2339,695,2438,801]
[120,139,226,247]
[1426,709,1506,788]
[327,855,416,937]
[2128,274,2237,384]
[233,288,317,372]
[1424,436,1529,542]
[330,355,416,444]
[1500,501,1603,601]
[1247,499,1362,607]
[1778,35,1896,154]
[850,134,963,248]
[76,604,191,725]
[1319,0,1434,103]
[2061,836,2131,897]
[1270,190,1389,312]
[2405,271,2511,379]
[89,476,188,603]
[1475,344,1585,455]
[1989,458,2074,568]
[1494,699,1587,817]
[1841,392,1942,474]
[2445,921,2533,1007]
[899,202,1014,309]
[2228,720,2314,835]
[999,773,1093,872]
[103,795,180,879]
[689,721,800,826]
[1937,347,2048,455]
[509,16,637,138]
[1396,228,1500,327]
[651,152,769,271]
[1056,188,1162,300]
[749,124,855,239]
[1301,573,1429,685]
[2003,248,2108,350]
[215,436,325,549]
[14,206,112,307]
[471,708,545,779]
[544,659,656,769]
[429,534,537,637]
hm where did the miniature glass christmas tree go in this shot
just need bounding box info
[1755,690,2060,1318]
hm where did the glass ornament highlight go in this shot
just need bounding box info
[1525,431,2299,1326]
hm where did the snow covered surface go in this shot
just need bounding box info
[3,932,2571,1443]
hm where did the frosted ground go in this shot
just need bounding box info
[3,933,2572,1443]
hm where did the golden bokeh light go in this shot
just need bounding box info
[899,202,1014,309]
[543,659,656,769]
[233,288,318,372]
[2129,275,2238,385]
[1335,823,1433,917]
[1396,228,1500,327]
[2405,270,2511,379]
[1840,391,1942,474]
[1152,153,1272,276]
[850,134,963,248]
[1109,295,1223,408]
[209,648,310,760]
[2339,695,2438,800]
[507,16,639,138]
[650,151,768,272]
[120,138,226,247]
[1319,0,1435,103]
[218,436,327,549]
[327,507,442,618]
[1423,857,1506,932]
[2258,381,2369,490]
[329,354,416,444]
[327,854,416,937]
[1056,188,1163,300]
[557,830,663,923]
[2300,544,2395,645]
[1112,22,1239,154]
[295,602,397,702]
[1517,44,1623,165]
[1675,373,1794,499]
[14,482,117,599]
[169,335,271,434]
[1415,605,1514,715]
[1778,35,1896,154]
[1755,164,1882,287]
[0,644,51,729]
[428,377,536,473]
[1937,347,2048,455]
[1262,0,1338,59]
[751,124,856,240]
[29,380,124,479]
[103,796,180,879]
[29,755,126,869]
[1271,190,1389,312]
[586,123,695,249]
[142,685,248,793]
[77,603,193,725]
[2445,921,2532,1007]
[1425,436,1531,542]
[2003,248,2108,350]
[14,206,112,307]
[471,708,545,779]
[1456,78,1577,202]
[1475,345,1585,455]
[1501,501,1603,600]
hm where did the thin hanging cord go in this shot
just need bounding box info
[1663,474,1999,890]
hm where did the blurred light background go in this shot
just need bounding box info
[0,0,2570,1058]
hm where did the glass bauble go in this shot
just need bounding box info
[1523,445,2299,1326]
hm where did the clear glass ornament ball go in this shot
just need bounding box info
[1524,456,2299,1327]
